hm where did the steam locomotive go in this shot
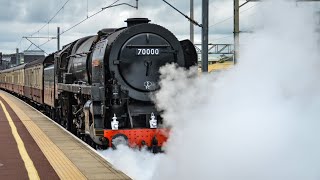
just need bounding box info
[0,18,197,151]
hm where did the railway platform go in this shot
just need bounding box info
[0,90,131,180]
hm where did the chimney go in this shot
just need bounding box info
[16,48,19,65]
[125,18,150,27]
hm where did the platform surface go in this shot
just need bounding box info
[0,90,131,180]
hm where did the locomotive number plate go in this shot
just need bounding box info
[136,48,160,56]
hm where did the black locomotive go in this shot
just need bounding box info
[0,18,197,150]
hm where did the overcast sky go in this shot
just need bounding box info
[0,0,285,54]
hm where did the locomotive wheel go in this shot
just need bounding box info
[82,135,88,143]
[70,123,77,135]
[60,119,67,129]
[96,145,108,150]
[82,135,96,149]
[89,139,97,149]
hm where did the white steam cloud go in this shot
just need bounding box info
[152,0,320,179]
[100,0,320,179]
[99,146,164,180]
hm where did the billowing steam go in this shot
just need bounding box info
[152,0,320,179]
[99,145,164,180]
[100,0,320,179]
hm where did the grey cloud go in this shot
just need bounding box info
[0,1,23,22]
[0,0,257,53]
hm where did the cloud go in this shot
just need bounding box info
[0,0,260,53]
[0,1,23,22]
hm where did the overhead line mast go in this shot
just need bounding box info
[162,0,208,72]
[190,0,194,43]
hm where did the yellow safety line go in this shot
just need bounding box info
[0,100,40,180]
[0,93,87,180]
